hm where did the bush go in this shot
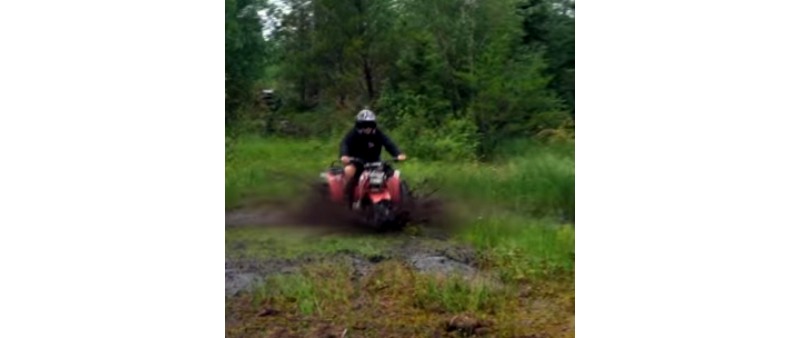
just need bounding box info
[378,91,479,161]
[392,116,479,162]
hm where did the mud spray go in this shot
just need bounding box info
[226,177,476,296]
[225,177,460,235]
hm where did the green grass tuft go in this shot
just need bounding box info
[413,275,504,313]
[458,213,574,282]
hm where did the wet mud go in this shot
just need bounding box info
[226,179,455,232]
[225,236,480,296]
[225,179,480,295]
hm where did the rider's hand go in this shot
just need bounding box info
[341,156,351,164]
[397,154,407,161]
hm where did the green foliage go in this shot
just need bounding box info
[397,116,479,162]
[519,0,575,113]
[272,0,400,110]
[241,0,576,156]
[226,0,270,123]
[471,51,568,154]
[377,91,478,161]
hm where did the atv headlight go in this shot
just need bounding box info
[368,171,385,187]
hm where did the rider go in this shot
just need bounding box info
[340,108,407,207]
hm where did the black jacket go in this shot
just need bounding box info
[339,128,402,162]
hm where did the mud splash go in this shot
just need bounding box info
[225,178,474,296]
[226,179,457,234]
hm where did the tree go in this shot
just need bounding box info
[255,0,575,156]
[519,0,575,114]
[270,0,399,111]
[226,0,270,124]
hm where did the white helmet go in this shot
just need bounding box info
[356,109,376,122]
[355,109,377,130]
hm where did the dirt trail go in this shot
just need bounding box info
[225,197,476,296]
[225,230,479,296]
[224,200,574,338]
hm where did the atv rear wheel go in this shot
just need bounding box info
[362,201,399,231]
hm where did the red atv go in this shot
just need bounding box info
[320,157,412,230]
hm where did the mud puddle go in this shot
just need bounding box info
[225,234,480,296]
[225,185,473,296]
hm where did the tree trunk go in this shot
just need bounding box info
[362,55,375,101]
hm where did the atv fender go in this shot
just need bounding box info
[368,191,392,204]
[325,172,344,202]
[386,171,402,204]
[354,174,369,203]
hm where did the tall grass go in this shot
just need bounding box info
[413,275,503,313]
[459,213,574,281]
[400,143,574,220]
[225,136,338,208]
[227,136,575,279]
[253,263,352,316]
[226,136,574,220]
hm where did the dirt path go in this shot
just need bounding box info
[224,206,574,338]
[225,204,478,296]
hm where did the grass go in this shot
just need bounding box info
[459,213,575,282]
[399,147,574,221]
[253,263,353,316]
[225,136,335,207]
[226,136,574,220]
[413,275,503,313]
[229,259,573,337]
[225,135,575,337]
[226,227,397,260]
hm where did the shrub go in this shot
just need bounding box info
[378,91,479,161]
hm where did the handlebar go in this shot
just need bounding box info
[345,157,404,165]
